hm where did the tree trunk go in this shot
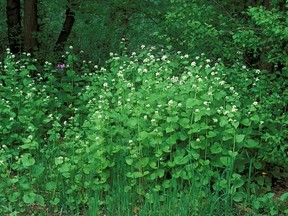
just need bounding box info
[54,1,76,53]
[24,0,39,53]
[6,0,22,54]
[263,0,271,10]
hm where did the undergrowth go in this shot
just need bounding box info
[0,46,287,215]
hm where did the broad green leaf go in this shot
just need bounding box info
[23,192,36,204]
[125,158,133,165]
[250,114,259,122]
[207,131,217,138]
[156,169,165,178]
[220,156,232,167]
[149,161,157,169]
[210,143,222,154]
[31,164,45,177]
[280,192,288,201]
[66,70,76,77]
[49,198,60,205]
[35,194,45,205]
[127,117,138,127]
[174,155,189,165]
[236,134,245,143]
[186,98,194,108]
[253,161,262,169]
[140,157,149,167]
[21,156,35,168]
[27,65,37,70]
[244,139,259,148]
[20,69,29,76]
[241,118,250,127]
[179,118,190,128]
[45,182,57,191]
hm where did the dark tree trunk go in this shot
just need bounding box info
[263,0,271,10]
[24,0,39,53]
[6,0,22,54]
[54,1,76,53]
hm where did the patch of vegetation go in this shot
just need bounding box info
[0,46,287,215]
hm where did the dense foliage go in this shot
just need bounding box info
[0,0,287,215]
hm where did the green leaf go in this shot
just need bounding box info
[66,70,76,77]
[241,118,251,126]
[210,143,222,154]
[31,164,45,177]
[186,98,194,108]
[23,192,36,204]
[232,192,244,202]
[35,194,45,205]
[149,161,157,169]
[250,114,259,122]
[244,139,259,148]
[174,155,189,165]
[20,69,29,76]
[45,182,57,191]
[49,197,60,205]
[27,65,37,71]
[21,155,35,168]
[125,158,133,165]
[236,134,245,143]
[127,117,138,127]
[207,131,217,138]
[253,161,262,169]
[280,192,288,201]
[179,118,190,128]
[23,78,31,86]
[220,156,232,167]
[140,157,149,167]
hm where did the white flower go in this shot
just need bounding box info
[253,101,258,106]
[177,103,182,107]
[213,118,218,123]
[161,55,167,61]
[168,100,174,106]
[231,105,238,112]
[191,61,196,66]
[255,69,260,74]
[219,81,225,85]
[195,109,199,113]
[144,115,148,119]
[69,45,73,49]
[196,138,200,142]
[103,83,108,88]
